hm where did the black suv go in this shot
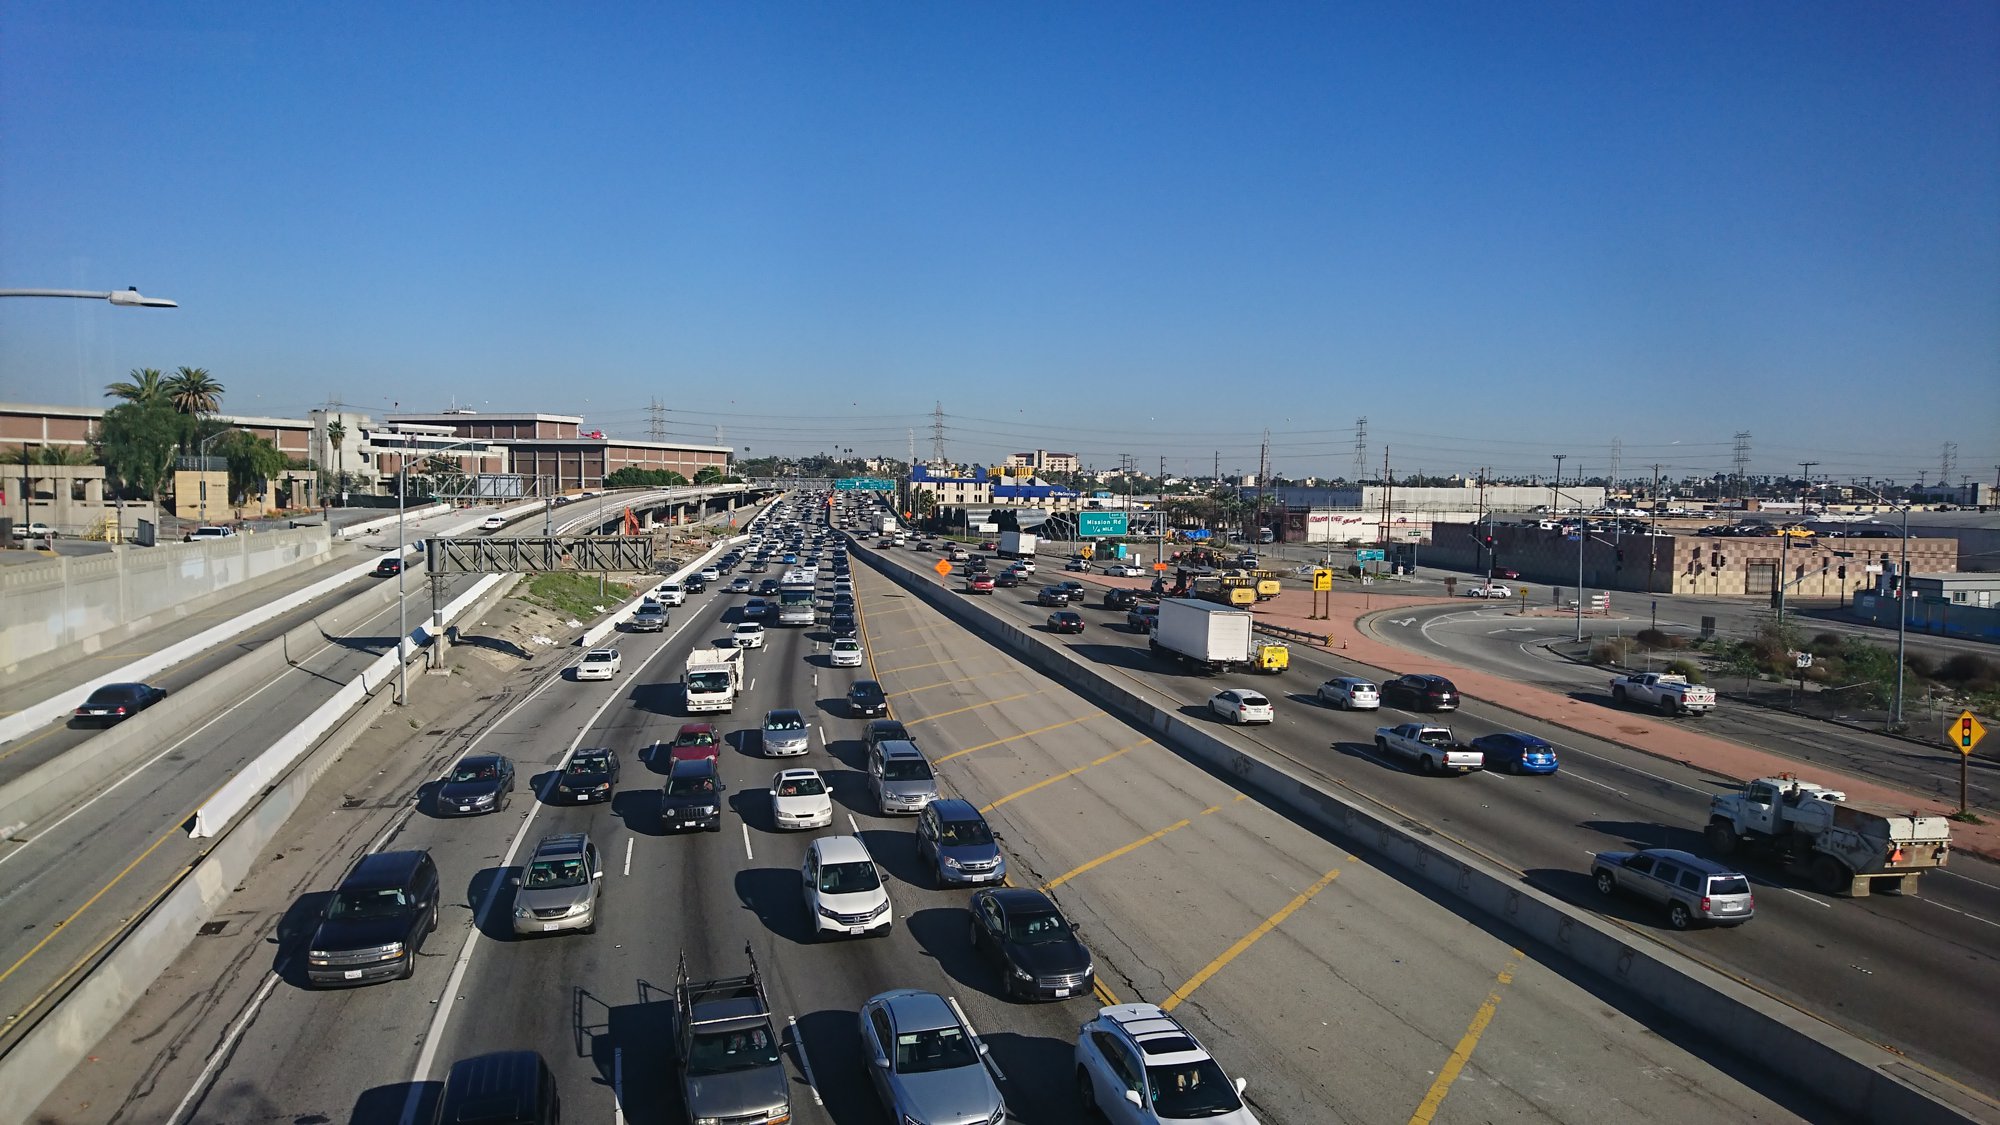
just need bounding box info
[1104,588,1142,610]
[661,758,726,832]
[436,1050,561,1124]
[306,850,440,986]
[848,680,888,718]
[554,747,619,804]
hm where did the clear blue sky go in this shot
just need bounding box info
[3,2,1995,486]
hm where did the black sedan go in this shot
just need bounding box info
[995,570,1022,588]
[1381,674,1459,712]
[968,887,1094,1001]
[1046,611,1085,634]
[554,747,620,803]
[435,754,517,816]
[72,682,168,725]
[865,719,912,755]
[1036,585,1070,607]
[848,680,889,718]
[1103,588,1142,610]
[758,579,782,596]
[828,611,858,636]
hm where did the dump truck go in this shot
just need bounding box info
[1705,775,1952,896]
[1150,598,1255,674]
[1221,568,1283,600]
[683,645,744,713]
[674,945,790,1125]
[1610,672,1717,716]
[1373,723,1484,775]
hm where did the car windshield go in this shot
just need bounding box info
[834,641,859,651]
[666,774,717,797]
[677,731,717,746]
[328,886,409,919]
[818,859,881,894]
[775,776,826,797]
[936,819,993,846]
[686,672,730,692]
[524,857,588,889]
[1004,909,1073,944]
[449,762,500,783]
[86,687,136,705]
[882,758,932,783]
[894,1025,979,1074]
[685,1025,780,1076]
[852,684,882,699]
[567,758,609,776]
[584,654,613,665]
[1709,874,1751,895]
[765,714,805,731]
[1146,1058,1243,1117]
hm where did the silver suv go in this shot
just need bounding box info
[870,739,939,815]
[1591,847,1754,929]
[512,833,604,936]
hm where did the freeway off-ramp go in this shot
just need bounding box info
[33,531,1814,1125]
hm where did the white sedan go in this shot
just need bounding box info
[1209,689,1274,724]
[732,622,767,649]
[770,768,834,830]
[1467,583,1514,599]
[1101,564,1145,577]
[575,648,622,681]
[830,638,864,668]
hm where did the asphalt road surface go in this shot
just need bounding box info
[869,540,2000,1102]
[35,529,1816,1124]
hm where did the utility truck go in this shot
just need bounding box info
[683,645,745,713]
[674,945,790,1125]
[1149,598,1255,674]
[1706,775,1951,896]
[1373,723,1484,775]
[1609,672,1717,716]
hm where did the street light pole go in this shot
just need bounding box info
[196,429,235,526]
[0,286,178,307]
[1895,501,1910,729]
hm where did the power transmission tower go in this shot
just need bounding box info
[1732,432,1752,500]
[1940,442,1958,488]
[1212,450,1220,483]
[1609,437,1622,496]
[1353,417,1368,483]
[1256,428,1272,527]
[647,397,667,441]
[930,402,948,466]
[908,429,916,470]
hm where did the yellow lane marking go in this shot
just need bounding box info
[901,691,1037,727]
[0,723,66,765]
[979,739,1150,812]
[1042,796,1242,887]
[0,825,182,989]
[1161,867,1341,1012]
[1407,955,1521,1124]
[872,656,973,678]
[933,714,1100,764]
[888,674,990,699]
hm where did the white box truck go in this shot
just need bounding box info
[998,531,1037,559]
[1148,598,1255,674]
[683,645,745,712]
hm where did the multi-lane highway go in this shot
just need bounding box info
[1364,601,1996,812]
[0,493,683,1055]
[866,539,2000,1101]
[31,513,1816,1124]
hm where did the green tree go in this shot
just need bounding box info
[97,400,182,500]
[164,366,225,415]
[604,467,688,488]
[104,368,167,407]
[37,444,93,466]
[694,464,725,484]
[214,431,288,505]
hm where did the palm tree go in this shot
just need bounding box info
[104,368,167,407]
[164,367,225,415]
[325,420,347,505]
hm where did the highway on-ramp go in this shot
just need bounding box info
[35,527,1812,1124]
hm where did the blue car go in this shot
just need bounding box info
[1470,732,1560,774]
[913,799,1006,887]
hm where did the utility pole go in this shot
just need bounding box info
[1256,428,1271,544]
[1477,468,1490,578]
[1551,454,1566,513]
[1379,448,1393,571]
[1649,463,1664,592]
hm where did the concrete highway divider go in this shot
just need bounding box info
[855,542,2000,1125]
[0,573,523,1125]
[335,502,450,539]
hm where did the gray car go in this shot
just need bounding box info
[511,833,604,936]
[1592,847,1755,930]
[859,990,1008,1125]
[761,708,811,757]
[870,739,939,815]
[628,600,668,632]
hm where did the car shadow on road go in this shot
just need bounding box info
[1064,643,1158,673]
[411,779,445,818]
[451,633,530,660]
[984,1029,1085,1118]
[904,905,994,998]
[630,681,684,717]
[1522,867,1698,933]
[730,786,778,833]
[636,740,674,775]
[1581,819,1710,853]
[347,1081,441,1125]
[270,889,332,986]
[588,987,681,1125]
[823,767,873,814]
[1330,740,1416,775]
[734,867,814,945]
[613,789,666,837]
[857,826,927,887]
[796,1008,879,1122]
[468,866,519,942]
[727,727,763,759]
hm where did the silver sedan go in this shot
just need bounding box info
[761,708,811,757]
[859,990,1007,1125]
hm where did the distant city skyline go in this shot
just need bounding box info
[2,5,1994,486]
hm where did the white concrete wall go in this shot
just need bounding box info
[0,526,335,673]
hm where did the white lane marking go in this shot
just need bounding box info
[742,822,755,861]
[1557,770,1623,794]
[789,1015,825,1106]
[748,677,757,691]
[1936,868,2000,894]
[613,1045,626,1125]
[399,604,703,1123]
[847,813,861,834]
[946,994,1007,1084]
[1547,742,1709,796]
[623,837,633,877]
[165,970,282,1125]
[1784,889,1833,908]
[1918,897,2000,929]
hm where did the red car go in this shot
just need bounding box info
[669,723,720,764]
[1046,611,1085,634]
[967,573,996,594]
[979,540,998,551]
[1490,566,1521,580]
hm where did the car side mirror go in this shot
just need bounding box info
[871,1054,890,1069]
[508,875,521,887]
[977,1040,991,1056]
[1235,1076,1248,1095]
[769,788,780,797]
[593,869,604,880]
[1124,1089,1144,1107]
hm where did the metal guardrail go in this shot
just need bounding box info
[1254,621,1334,646]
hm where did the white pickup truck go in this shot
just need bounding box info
[1609,672,1717,716]
[1373,723,1483,776]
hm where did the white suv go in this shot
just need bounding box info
[654,582,686,606]
[802,835,892,940]
[1075,1004,1257,1123]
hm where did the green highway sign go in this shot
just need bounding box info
[1355,548,1386,561]
[1077,511,1130,537]
[835,477,896,491]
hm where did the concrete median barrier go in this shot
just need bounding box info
[854,541,1999,1125]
